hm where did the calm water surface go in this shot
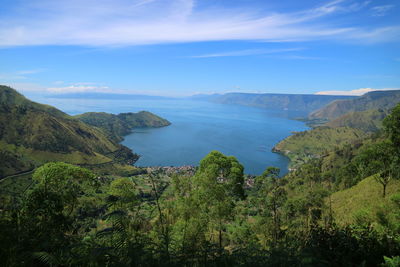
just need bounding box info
[33,97,308,175]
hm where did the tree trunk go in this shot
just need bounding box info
[383,183,386,198]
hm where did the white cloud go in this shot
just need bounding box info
[191,48,304,58]
[272,55,325,60]
[371,5,395,17]
[0,74,27,80]
[16,69,45,75]
[0,0,398,47]
[315,87,400,96]
[47,84,110,93]
[0,69,45,81]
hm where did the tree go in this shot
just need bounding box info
[353,141,398,197]
[108,177,138,210]
[33,162,98,214]
[199,150,245,200]
[383,103,400,152]
[253,167,287,248]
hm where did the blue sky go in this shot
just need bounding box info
[0,0,399,96]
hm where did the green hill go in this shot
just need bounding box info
[309,90,400,120]
[273,126,368,168]
[0,86,138,177]
[326,109,388,132]
[75,111,171,142]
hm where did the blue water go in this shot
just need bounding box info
[32,97,308,175]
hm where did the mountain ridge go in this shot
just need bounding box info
[194,92,356,112]
[309,90,400,120]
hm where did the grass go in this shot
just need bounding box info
[329,175,400,225]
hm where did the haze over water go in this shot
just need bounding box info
[33,97,308,175]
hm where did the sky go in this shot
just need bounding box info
[0,0,399,97]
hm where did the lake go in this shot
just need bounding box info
[32,97,308,175]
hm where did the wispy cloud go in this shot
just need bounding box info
[191,48,304,58]
[315,87,400,96]
[0,0,398,47]
[16,69,45,75]
[47,84,110,93]
[0,69,45,81]
[0,74,26,80]
[273,55,325,60]
[371,5,395,17]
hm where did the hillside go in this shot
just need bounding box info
[330,175,400,225]
[309,90,400,120]
[75,111,171,142]
[0,86,139,177]
[273,126,368,168]
[326,109,388,132]
[205,92,355,112]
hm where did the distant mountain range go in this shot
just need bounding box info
[192,92,356,112]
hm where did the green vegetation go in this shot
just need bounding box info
[325,108,387,132]
[1,86,399,266]
[273,126,367,169]
[330,175,400,225]
[75,111,171,142]
[310,90,400,121]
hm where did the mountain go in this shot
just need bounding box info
[326,109,388,133]
[201,92,355,112]
[309,90,400,120]
[0,86,160,177]
[75,111,171,142]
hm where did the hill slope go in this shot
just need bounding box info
[75,111,171,142]
[273,127,368,168]
[326,109,388,132]
[330,175,400,225]
[310,90,400,120]
[0,86,138,177]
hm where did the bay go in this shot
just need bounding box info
[32,97,308,175]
